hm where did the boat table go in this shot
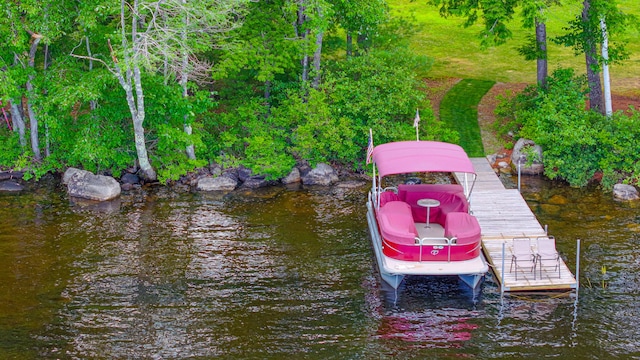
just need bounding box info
[417,198,440,228]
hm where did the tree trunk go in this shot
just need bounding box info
[9,100,26,147]
[346,32,353,57]
[535,19,548,88]
[585,50,603,114]
[9,54,26,147]
[265,80,271,100]
[132,65,156,181]
[44,44,51,158]
[26,34,42,161]
[180,1,196,160]
[114,0,156,181]
[297,0,310,83]
[357,33,367,54]
[312,30,323,89]
[600,16,612,116]
[301,30,310,83]
[582,0,604,114]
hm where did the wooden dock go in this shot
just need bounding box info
[458,158,578,292]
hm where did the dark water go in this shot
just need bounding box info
[1,175,639,359]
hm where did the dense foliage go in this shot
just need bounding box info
[1,0,637,188]
[0,0,448,182]
[495,68,640,188]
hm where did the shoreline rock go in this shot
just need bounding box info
[0,180,23,192]
[9,161,638,203]
[64,168,121,201]
[510,138,544,175]
[613,183,639,201]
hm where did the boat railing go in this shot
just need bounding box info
[414,237,457,262]
[368,190,377,207]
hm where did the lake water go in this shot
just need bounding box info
[1,175,639,359]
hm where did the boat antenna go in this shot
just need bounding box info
[413,109,420,141]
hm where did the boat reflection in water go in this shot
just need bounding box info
[378,311,479,345]
[373,276,482,349]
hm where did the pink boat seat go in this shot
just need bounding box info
[397,184,468,226]
[376,201,418,245]
[379,191,400,207]
[444,212,481,245]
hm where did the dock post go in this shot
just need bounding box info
[575,239,581,291]
[501,241,506,297]
[517,161,521,192]
[517,155,524,192]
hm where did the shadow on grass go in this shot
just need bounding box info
[439,79,495,157]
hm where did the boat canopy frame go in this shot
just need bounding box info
[370,141,477,209]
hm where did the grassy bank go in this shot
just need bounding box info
[388,0,640,95]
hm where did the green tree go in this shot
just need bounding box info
[295,0,333,89]
[213,0,303,102]
[517,0,560,88]
[554,0,633,115]
[496,67,640,188]
[331,0,388,56]
[429,0,518,47]
[429,0,560,87]
[0,0,76,162]
[71,0,250,181]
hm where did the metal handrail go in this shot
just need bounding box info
[414,237,457,262]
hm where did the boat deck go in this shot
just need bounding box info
[457,158,578,292]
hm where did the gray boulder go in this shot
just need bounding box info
[62,167,90,185]
[0,180,23,192]
[237,166,253,182]
[242,176,272,189]
[0,171,24,180]
[235,166,273,189]
[613,184,639,201]
[209,164,223,177]
[197,175,238,191]
[301,163,339,186]
[281,167,301,184]
[65,168,121,201]
[121,173,140,185]
[485,154,497,166]
[120,173,141,191]
[511,138,544,175]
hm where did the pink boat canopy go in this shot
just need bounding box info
[372,141,476,177]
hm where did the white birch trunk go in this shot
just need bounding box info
[312,6,323,90]
[181,0,196,160]
[600,16,612,117]
[44,44,50,158]
[26,35,42,161]
[9,100,26,147]
[298,0,310,83]
[113,0,156,181]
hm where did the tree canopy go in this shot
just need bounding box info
[0,0,436,182]
[0,0,638,188]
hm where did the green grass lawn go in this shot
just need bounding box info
[439,79,495,156]
[388,0,640,95]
